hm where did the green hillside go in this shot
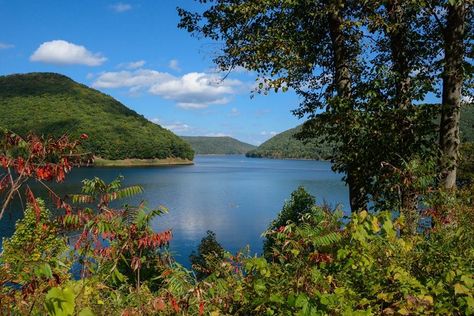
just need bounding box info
[247,106,474,161]
[0,73,194,161]
[246,125,332,160]
[460,103,474,143]
[181,136,256,154]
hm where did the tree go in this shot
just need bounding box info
[189,230,225,280]
[438,0,470,189]
[179,0,368,211]
[178,0,473,217]
[263,186,316,258]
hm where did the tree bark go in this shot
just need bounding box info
[328,5,367,212]
[439,2,465,189]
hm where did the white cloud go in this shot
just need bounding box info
[93,69,173,89]
[110,3,132,12]
[168,59,181,71]
[119,60,146,69]
[150,72,241,109]
[93,69,242,109]
[0,42,14,50]
[30,40,106,66]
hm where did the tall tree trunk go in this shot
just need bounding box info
[328,5,367,212]
[386,0,419,232]
[439,2,465,189]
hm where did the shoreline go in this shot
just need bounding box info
[245,155,328,162]
[92,157,194,167]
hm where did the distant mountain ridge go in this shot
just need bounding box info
[0,72,194,161]
[181,136,256,155]
[246,125,331,160]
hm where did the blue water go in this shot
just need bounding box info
[0,155,349,266]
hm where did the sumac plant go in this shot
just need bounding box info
[0,130,89,220]
[63,176,173,289]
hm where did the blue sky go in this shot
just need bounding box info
[0,0,302,145]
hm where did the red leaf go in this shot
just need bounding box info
[199,301,205,315]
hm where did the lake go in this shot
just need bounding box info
[0,155,349,267]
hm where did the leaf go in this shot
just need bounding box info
[35,263,53,279]
[371,217,380,233]
[454,283,470,295]
[70,194,94,204]
[295,294,308,308]
[461,275,474,287]
[270,294,284,304]
[45,287,76,316]
[78,308,95,316]
[253,279,267,295]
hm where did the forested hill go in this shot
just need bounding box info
[246,125,332,160]
[0,73,194,161]
[181,136,256,154]
[460,103,474,143]
[246,105,474,161]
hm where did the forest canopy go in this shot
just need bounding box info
[0,73,194,161]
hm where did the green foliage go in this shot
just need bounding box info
[189,230,225,280]
[263,186,316,257]
[270,186,316,228]
[1,199,70,286]
[459,142,474,185]
[1,133,473,314]
[2,185,474,315]
[70,175,143,211]
[45,286,76,316]
[246,125,332,160]
[182,136,256,155]
[178,0,474,211]
[0,72,194,161]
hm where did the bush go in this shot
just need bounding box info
[189,230,225,280]
[1,186,473,315]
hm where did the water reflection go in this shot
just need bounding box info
[0,155,349,267]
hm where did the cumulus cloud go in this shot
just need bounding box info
[150,72,241,109]
[0,42,14,50]
[30,40,106,66]
[93,69,242,109]
[93,69,173,89]
[110,3,132,12]
[168,59,181,71]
